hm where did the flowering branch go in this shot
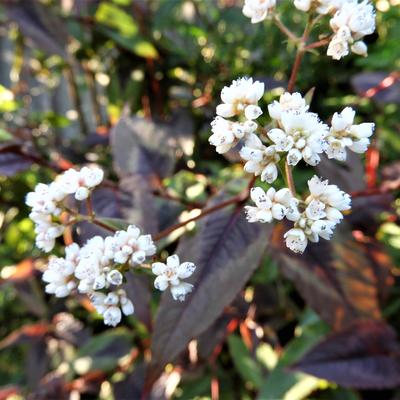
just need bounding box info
[154,177,256,241]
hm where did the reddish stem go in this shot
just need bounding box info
[304,38,330,50]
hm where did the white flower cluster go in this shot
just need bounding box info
[209,83,374,253]
[240,91,330,186]
[291,0,376,60]
[39,222,196,325]
[243,0,376,61]
[284,176,351,253]
[327,0,375,60]
[26,166,104,252]
[242,0,276,23]
[152,255,196,301]
[28,167,197,327]
[325,107,375,161]
[209,77,264,154]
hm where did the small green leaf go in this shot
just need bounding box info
[0,128,12,142]
[228,334,263,389]
[96,217,130,231]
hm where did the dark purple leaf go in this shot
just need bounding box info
[110,116,176,179]
[292,320,400,389]
[317,153,364,193]
[119,175,158,235]
[113,363,146,400]
[77,187,122,243]
[197,296,249,361]
[349,193,394,236]
[123,272,152,331]
[271,223,386,330]
[0,152,33,177]
[146,196,271,386]
[5,1,68,58]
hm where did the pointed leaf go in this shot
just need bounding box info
[146,197,271,385]
[292,320,400,389]
[270,222,390,330]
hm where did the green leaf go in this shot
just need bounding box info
[257,310,329,400]
[74,328,132,374]
[0,128,12,142]
[228,335,263,389]
[95,3,158,58]
[95,217,130,231]
[95,3,138,36]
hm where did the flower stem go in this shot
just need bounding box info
[86,195,94,219]
[287,15,313,93]
[273,15,299,42]
[284,162,296,196]
[153,178,255,241]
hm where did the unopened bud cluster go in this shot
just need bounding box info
[26,167,196,326]
[242,0,376,60]
[210,82,374,253]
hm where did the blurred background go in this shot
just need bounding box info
[0,0,400,399]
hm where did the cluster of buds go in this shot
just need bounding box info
[210,83,374,253]
[26,166,104,252]
[26,167,196,326]
[242,0,376,60]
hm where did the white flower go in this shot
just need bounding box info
[90,289,134,327]
[267,112,328,166]
[239,134,280,183]
[58,166,104,201]
[217,77,264,118]
[351,41,368,56]
[42,243,79,297]
[294,0,343,14]
[245,187,297,223]
[75,235,115,292]
[112,225,156,266]
[330,0,375,37]
[284,211,336,253]
[325,107,374,160]
[282,176,351,254]
[327,27,351,60]
[26,183,61,215]
[152,255,196,301]
[31,213,64,252]
[307,175,351,217]
[268,92,309,121]
[107,269,123,286]
[243,0,276,23]
[26,166,105,253]
[210,117,257,154]
[328,0,375,59]
[80,166,104,188]
[284,228,308,253]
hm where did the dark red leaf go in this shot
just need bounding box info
[271,223,388,330]
[146,195,271,387]
[0,152,33,177]
[123,272,152,331]
[292,320,400,389]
